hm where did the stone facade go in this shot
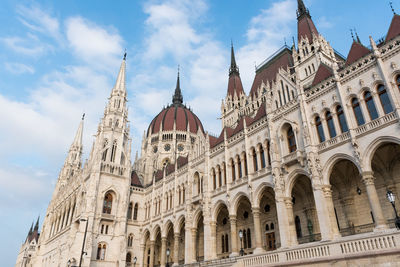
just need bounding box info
[15,1,400,267]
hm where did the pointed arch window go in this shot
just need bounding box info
[103,193,113,214]
[97,243,106,260]
[218,166,222,187]
[127,202,133,220]
[352,98,365,126]
[396,75,400,91]
[110,140,117,162]
[223,162,227,184]
[287,126,297,152]
[377,84,393,114]
[364,91,379,120]
[325,111,336,138]
[212,168,216,190]
[315,116,325,142]
[243,155,248,176]
[231,159,236,181]
[260,145,266,168]
[133,203,138,220]
[221,235,225,253]
[126,252,131,262]
[237,156,242,178]
[336,105,348,133]
[252,148,258,172]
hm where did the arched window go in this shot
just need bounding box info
[364,91,378,120]
[212,169,216,190]
[97,244,102,260]
[133,203,138,220]
[238,156,242,178]
[287,126,297,152]
[286,85,291,101]
[265,224,270,231]
[377,84,393,114]
[315,116,325,142]
[97,244,106,260]
[243,155,248,176]
[128,234,133,247]
[336,106,348,133]
[225,234,229,253]
[221,235,225,253]
[243,229,247,249]
[247,228,252,248]
[110,140,117,162]
[126,252,131,262]
[223,162,227,184]
[127,202,133,220]
[325,111,336,138]
[396,75,400,91]
[278,90,283,106]
[260,145,266,168]
[271,223,275,230]
[352,98,365,126]
[231,159,236,181]
[103,193,113,214]
[252,148,258,172]
[295,216,302,238]
[218,167,222,187]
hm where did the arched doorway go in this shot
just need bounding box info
[142,231,151,267]
[329,159,372,236]
[153,227,162,267]
[215,203,230,258]
[194,212,204,262]
[258,186,279,251]
[371,142,400,228]
[165,223,174,267]
[291,175,320,244]
[235,195,253,255]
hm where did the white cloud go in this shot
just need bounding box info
[16,4,62,42]
[2,34,51,56]
[66,16,124,70]
[318,16,333,29]
[238,0,296,91]
[4,62,35,74]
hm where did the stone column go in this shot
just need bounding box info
[203,221,212,261]
[191,228,197,262]
[210,221,217,259]
[284,197,298,246]
[184,225,193,264]
[149,241,155,267]
[275,196,292,247]
[160,237,167,267]
[229,215,239,256]
[256,146,262,170]
[313,185,341,241]
[235,158,240,180]
[252,207,265,254]
[141,244,146,267]
[173,233,180,266]
[362,171,388,230]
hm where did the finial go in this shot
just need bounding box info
[123,49,127,60]
[350,29,355,41]
[354,28,361,43]
[390,2,397,15]
[82,113,85,120]
[284,37,287,46]
[292,36,296,47]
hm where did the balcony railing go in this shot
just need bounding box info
[355,112,398,136]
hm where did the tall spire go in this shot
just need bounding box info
[34,216,39,231]
[172,67,183,105]
[112,54,127,95]
[229,42,239,76]
[71,114,84,149]
[297,0,310,19]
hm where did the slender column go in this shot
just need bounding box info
[141,243,146,267]
[203,220,214,261]
[191,228,197,262]
[313,185,341,241]
[331,111,342,135]
[229,215,239,256]
[252,207,265,254]
[321,117,330,140]
[256,147,262,170]
[263,144,270,168]
[235,158,240,180]
[284,198,298,246]
[149,241,155,267]
[210,221,217,259]
[68,205,74,225]
[173,233,180,266]
[160,237,167,267]
[275,196,292,247]
[184,225,192,264]
[362,171,388,230]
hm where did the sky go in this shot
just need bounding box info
[0,0,396,265]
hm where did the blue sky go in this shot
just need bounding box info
[0,0,396,265]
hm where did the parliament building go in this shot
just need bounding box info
[16,1,400,266]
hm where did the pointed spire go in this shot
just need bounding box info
[112,54,126,94]
[229,42,239,76]
[354,28,361,43]
[28,222,33,235]
[172,66,183,106]
[297,0,310,19]
[34,216,39,231]
[71,114,84,148]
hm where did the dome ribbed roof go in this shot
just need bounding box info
[147,104,204,136]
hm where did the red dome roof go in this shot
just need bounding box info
[147,104,205,136]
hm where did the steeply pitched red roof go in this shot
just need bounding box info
[209,130,224,148]
[386,14,400,42]
[131,170,143,187]
[298,16,318,43]
[312,63,334,87]
[227,73,245,98]
[345,41,371,66]
[177,156,188,169]
[250,48,293,98]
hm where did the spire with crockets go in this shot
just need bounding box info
[229,41,239,76]
[172,67,183,106]
[297,0,310,19]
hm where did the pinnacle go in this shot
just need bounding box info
[172,68,183,105]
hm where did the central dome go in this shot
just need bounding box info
[147,73,205,136]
